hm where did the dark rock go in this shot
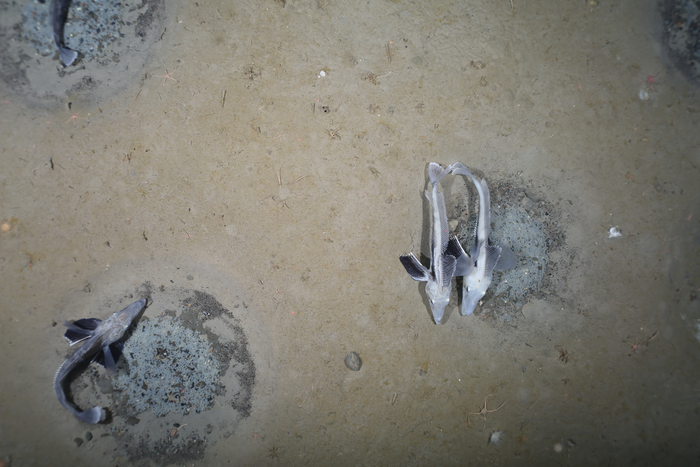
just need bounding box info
[344,351,362,371]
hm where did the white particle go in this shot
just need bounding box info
[609,226,622,238]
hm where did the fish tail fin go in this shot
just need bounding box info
[77,406,106,424]
[449,162,473,178]
[449,163,481,190]
[428,162,450,187]
[60,47,78,66]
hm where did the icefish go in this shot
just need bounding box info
[400,163,473,324]
[450,163,516,316]
[54,299,146,423]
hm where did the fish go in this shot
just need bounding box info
[450,163,516,316]
[54,298,146,423]
[51,0,79,66]
[400,163,473,324]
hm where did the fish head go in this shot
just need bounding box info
[102,298,147,344]
[461,243,501,316]
[425,280,451,324]
[114,299,147,328]
[461,275,488,316]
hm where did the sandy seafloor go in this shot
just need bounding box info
[1,0,700,466]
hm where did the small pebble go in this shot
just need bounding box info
[74,438,84,447]
[85,431,93,441]
[344,351,362,371]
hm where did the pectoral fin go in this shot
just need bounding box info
[102,344,118,375]
[494,241,517,270]
[92,343,123,369]
[63,318,101,345]
[400,254,431,282]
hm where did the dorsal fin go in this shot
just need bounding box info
[494,241,517,270]
[484,244,503,277]
[440,254,457,288]
[435,191,449,252]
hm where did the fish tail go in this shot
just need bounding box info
[59,46,78,66]
[428,162,450,187]
[77,406,106,424]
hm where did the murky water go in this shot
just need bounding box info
[1,1,699,465]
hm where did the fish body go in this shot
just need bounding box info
[450,163,516,316]
[51,0,78,66]
[400,163,472,324]
[54,298,146,423]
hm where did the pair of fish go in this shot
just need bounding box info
[399,163,516,324]
[54,299,146,423]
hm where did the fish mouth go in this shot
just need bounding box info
[461,291,484,316]
[426,282,449,324]
[428,301,448,324]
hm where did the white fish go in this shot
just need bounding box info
[450,163,516,316]
[400,163,472,324]
[54,299,146,423]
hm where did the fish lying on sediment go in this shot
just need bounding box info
[54,298,146,423]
